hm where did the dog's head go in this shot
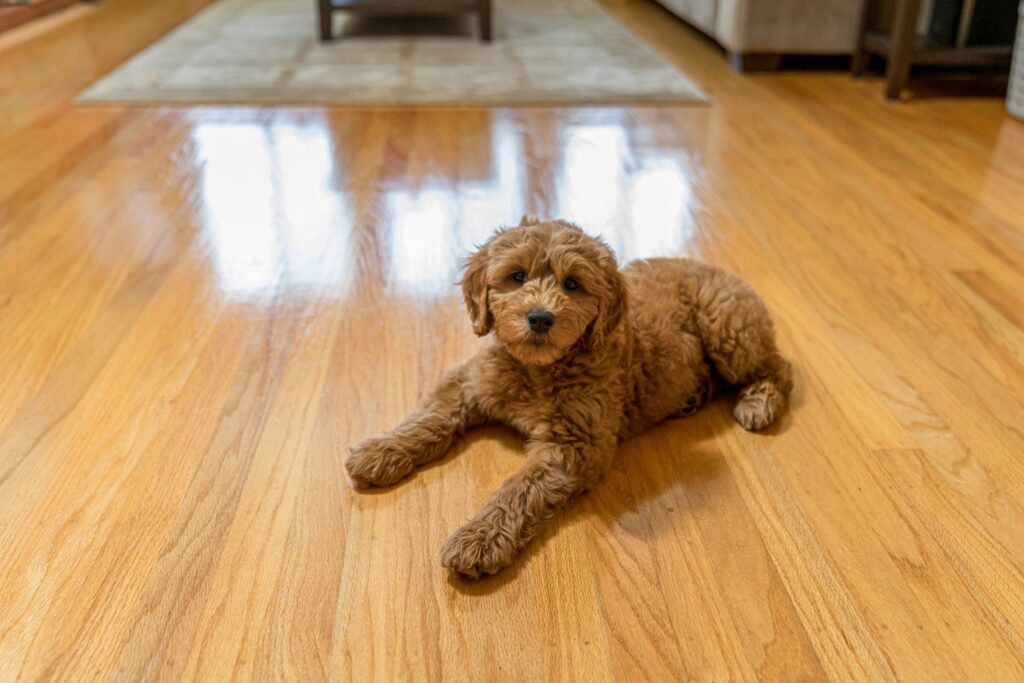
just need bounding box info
[460,217,626,366]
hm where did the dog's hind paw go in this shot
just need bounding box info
[677,381,710,417]
[345,436,416,488]
[440,520,516,578]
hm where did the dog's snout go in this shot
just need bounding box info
[527,308,555,333]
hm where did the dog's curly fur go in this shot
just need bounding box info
[346,218,792,578]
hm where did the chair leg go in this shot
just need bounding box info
[478,0,492,42]
[318,0,332,41]
[884,0,920,100]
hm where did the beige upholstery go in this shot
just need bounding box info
[656,0,717,34]
[654,0,864,55]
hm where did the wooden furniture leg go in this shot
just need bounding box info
[314,0,491,42]
[884,0,921,100]
[851,0,872,76]
[318,0,332,41]
[478,0,491,42]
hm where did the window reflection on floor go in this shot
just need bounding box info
[386,115,524,296]
[193,119,352,301]
[558,125,628,252]
[628,158,695,258]
[388,188,456,295]
[558,122,699,262]
[191,113,698,302]
[457,118,526,249]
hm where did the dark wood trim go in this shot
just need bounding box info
[728,51,783,73]
[863,32,1014,66]
[326,0,478,13]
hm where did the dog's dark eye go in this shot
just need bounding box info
[512,271,527,283]
[563,278,579,291]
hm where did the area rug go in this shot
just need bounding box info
[78,0,707,106]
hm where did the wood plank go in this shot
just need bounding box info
[0,0,77,35]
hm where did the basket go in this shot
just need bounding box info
[1010,2,1024,119]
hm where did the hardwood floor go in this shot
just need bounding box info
[0,0,79,37]
[1,0,1023,679]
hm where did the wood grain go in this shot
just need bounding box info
[0,0,78,37]
[1,0,1023,679]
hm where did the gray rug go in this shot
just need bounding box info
[78,0,707,106]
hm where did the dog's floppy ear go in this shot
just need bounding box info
[590,257,627,349]
[460,241,493,336]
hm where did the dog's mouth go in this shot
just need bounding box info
[506,332,570,367]
[495,322,572,366]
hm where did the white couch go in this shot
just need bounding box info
[653,0,865,70]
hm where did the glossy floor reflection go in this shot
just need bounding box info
[2,0,1024,679]
[193,119,353,299]
[187,109,704,305]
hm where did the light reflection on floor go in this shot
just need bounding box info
[386,115,525,296]
[558,124,629,249]
[387,188,457,295]
[193,118,352,301]
[191,111,698,303]
[628,157,695,258]
[558,122,698,261]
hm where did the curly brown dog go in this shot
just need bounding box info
[346,218,792,578]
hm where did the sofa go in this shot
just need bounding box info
[652,0,865,70]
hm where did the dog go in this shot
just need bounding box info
[345,218,792,578]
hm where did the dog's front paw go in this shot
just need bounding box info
[345,436,416,488]
[440,519,517,579]
[734,397,773,431]
[733,380,783,431]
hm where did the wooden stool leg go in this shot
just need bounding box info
[318,0,332,41]
[478,0,492,42]
[851,0,872,76]
[884,0,921,100]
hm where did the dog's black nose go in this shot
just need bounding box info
[527,308,555,333]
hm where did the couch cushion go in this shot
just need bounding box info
[715,0,863,54]
[652,0,718,35]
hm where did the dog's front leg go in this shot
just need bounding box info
[346,366,480,488]
[440,437,613,578]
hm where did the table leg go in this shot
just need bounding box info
[318,0,332,41]
[885,0,921,100]
[479,0,492,42]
